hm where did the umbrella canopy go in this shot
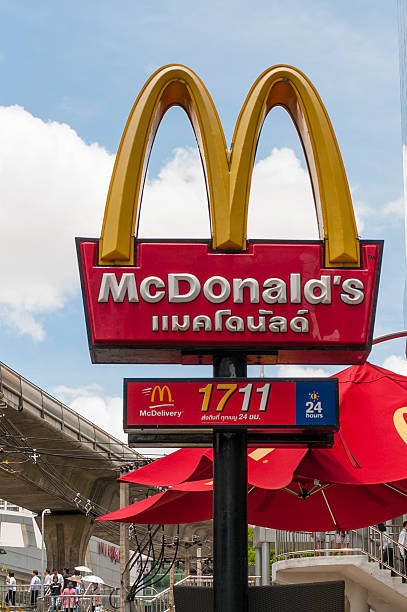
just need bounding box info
[82,575,105,584]
[121,447,307,489]
[74,566,92,573]
[68,576,82,584]
[121,363,407,487]
[119,448,214,486]
[97,475,407,531]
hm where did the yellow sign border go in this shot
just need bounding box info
[99,64,359,268]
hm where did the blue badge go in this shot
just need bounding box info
[295,381,337,426]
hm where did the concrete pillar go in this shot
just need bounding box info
[36,511,93,571]
[120,482,130,611]
[255,547,261,585]
[346,581,369,612]
[261,541,270,586]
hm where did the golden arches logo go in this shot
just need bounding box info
[151,385,173,404]
[99,64,359,268]
[394,406,407,445]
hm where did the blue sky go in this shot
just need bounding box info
[0,1,405,445]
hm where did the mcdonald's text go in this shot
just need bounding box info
[78,239,382,365]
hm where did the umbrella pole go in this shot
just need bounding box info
[213,354,248,612]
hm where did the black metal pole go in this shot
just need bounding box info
[213,354,248,612]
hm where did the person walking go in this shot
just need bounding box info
[335,530,350,554]
[62,569,70,591]
[398,520,407,582]
[29,570,41,607]
[62,581,78,612]
[6,572,16,606]
[44,568,52,593]
[377,523,395,575]
[46,575,62,612]
[52,568,63,589]
[313,532,325,555]
[90,582,101,612]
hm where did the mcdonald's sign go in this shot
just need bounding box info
[77,64,382,365]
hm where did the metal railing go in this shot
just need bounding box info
[36,593,119,612]
[276,526,407,581]
[0,584,36,608]
[131,575,259,612]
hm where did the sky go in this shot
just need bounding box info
[0,1,406,451]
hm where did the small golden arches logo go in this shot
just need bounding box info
[151,385,173,405]
[393,406,407,445]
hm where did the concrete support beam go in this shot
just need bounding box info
[36,512,93,571]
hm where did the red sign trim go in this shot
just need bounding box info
[77,238,383,365]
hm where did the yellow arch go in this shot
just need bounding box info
[99,64,359,267]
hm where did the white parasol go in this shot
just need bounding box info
[74,566,92,573]
[82,575,105,584]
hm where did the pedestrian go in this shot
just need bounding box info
[44,568,52,592]
[46,575,62,612]
[90,582,101,612]
[398,520,407,582]
[313,532,325,555]
[377,523,395,575]
[62,581,78,612]
[335,530,350,554]
[62,568,70,591]
[52,568,63,589]
[29,570,41,607]
[73,571,83,596]
[6,572,16,606]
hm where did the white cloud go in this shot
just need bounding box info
[276,365,331,378]
[53,383,125,441]
[0,105,114,339]
[139,146,318,240]
[382,354,407,376]
[248,148,318,239]
[0,104,323,341]
[383,197,404,218]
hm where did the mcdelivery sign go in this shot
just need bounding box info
[77,64,382,366]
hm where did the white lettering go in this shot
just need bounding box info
[233,278,259,303]
[304,275,332,305]
[168,274,201,303]
[98,273,138,303]
[203,276,231,303]
[340,279,365,305]
[139,276,165,303]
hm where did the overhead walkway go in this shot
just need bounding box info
[273,527,407,611]
[0,359,149,568]
[0,360,212,570]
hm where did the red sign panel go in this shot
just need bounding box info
[124,378,339,432]
[77,239,382,365]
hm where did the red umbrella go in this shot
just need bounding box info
[121,447,308,490]
[98,475,407,531]
[119,448,213,486]
[122,363,407,487]
[100,362,407,530]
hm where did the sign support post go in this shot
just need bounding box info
[213,354,248,612]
